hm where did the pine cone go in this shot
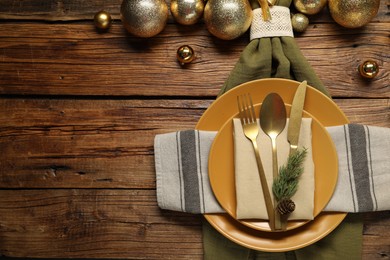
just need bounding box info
[277,199,296,215]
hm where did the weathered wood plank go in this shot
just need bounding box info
[0,0,388,22]
[0,22,388,97]
[0,189,388,259]
[362,211,390,259]
[0,98,388,189]
[0,189,203,258]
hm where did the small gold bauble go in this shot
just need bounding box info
[358,60,379,79]
[177,45,195,65]
[94,10,112,30]
[294,0,327,15]
[120,0,168,38]
[204,0,253,40]
[291,13,309,33]
[170,0,205,25]
[328,0,380,28]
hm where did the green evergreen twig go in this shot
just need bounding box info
[273,148,308,202]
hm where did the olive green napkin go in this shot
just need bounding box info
[203,0,363,258]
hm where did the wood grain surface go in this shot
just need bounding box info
[0,0,389,259]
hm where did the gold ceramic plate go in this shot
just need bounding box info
[196,78,348,252]
[209,104,336,232]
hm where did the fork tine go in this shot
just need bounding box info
[248,94,256,123]
[237,95,245,125]
[237,94,256,125]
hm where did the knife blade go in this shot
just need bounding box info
[287,80,307,155]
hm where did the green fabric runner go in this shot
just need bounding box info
[204,0,363,258]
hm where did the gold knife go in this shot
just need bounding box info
[287,81,307,155]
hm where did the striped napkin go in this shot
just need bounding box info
[154,124,389,214]
[324,124,390,212]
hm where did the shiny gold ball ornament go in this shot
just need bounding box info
[120,0,168,38]
[94,10,112,30]
[170,0,205,25]
[177,45,195,65]
[204,0,253,40]
[328,0,380,28]
[294,0,327,15]
[291,13,309,32]
[358,60,379,79]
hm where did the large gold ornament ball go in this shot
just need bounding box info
[170,0,205,25]
[328,0,380,28]
[177,45,195,65]
[94,10,112,30]
[291,13,309,32]
[359,60,379,79]
[294,0,327,15]
[120,0,168,38]
[204,0,253,40]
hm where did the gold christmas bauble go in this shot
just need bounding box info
[120,0,168,38]
[358,60,379,79]
[177,45,195,65]
[94,10,112,30]
[291,13,309,32]
[294,0,327,15]
[170,0,205,25]
[328,0,380,28]
[204,0,253,40]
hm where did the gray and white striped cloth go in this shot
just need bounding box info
[154,130,224,214]
[154,124,390,214]
[324,124,390,212]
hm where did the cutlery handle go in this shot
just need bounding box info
[271,138,282,230]
[251,139,275,231]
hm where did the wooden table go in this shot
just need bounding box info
[0,1,388,258]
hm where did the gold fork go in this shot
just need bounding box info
[237,94,275,231]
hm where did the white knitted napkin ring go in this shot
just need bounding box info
[250,6,294,40]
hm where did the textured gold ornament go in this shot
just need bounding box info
[204,0,253,40]
[294,0,327,15]
[120,0,168,38]
[177,45,195,65]
[277,199,296,215]
[94,10,112,30]
[328,0,380,28]
[291,13,309,33]
[359,60,379,79]
[170,0,205,25]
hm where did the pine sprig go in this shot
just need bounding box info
[272,148,308,202]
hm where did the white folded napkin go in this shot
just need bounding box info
[233,118,314,220]
[154,124,390,215]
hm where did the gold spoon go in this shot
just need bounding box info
[260,93,287,230]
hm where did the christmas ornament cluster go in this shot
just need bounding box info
[115,0,380,40]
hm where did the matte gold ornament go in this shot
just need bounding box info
[294,0,327,15]
[170,0,205,25]
[177,45,195,65]
[204,0,253,40]
[94,10,112,30]
[291,13,309,32]
[328,0,380,28]
[359,60,379,79]
[120,0,168,38]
